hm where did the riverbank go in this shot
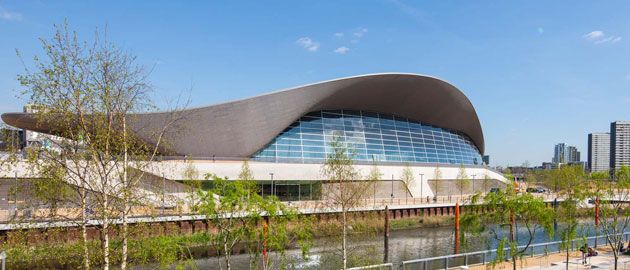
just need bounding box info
[1,214,454,269]
[312,213,454,237]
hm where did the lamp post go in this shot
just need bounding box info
[471,174,476,194]
[269,173,274,197]
[419,173,424,202]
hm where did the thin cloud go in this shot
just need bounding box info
[350,27,368,43]
[583,31,604,40]
[583,30,621,44]
[334,32,344,38]
[596,36,622,44]
[353,27,368,38]
[537,27,544,35]
[296,37,320,52]
[333,46,349,54]
[0,6,23,21]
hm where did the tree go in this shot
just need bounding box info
[593,166,630,270]
[197,173,310,270]
[590,171,610,180]
[182,158,201,212]
[432,165,442,201]
[15,22,183,270]
[238,159,254,181]
[400,164,414,204]
[320,134,371,269]
[455,164,470,199]
[553,165,588,270]
[366,161,382,206]
[482,173,492,193]
[461,187,554,270]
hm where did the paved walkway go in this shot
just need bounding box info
[469,248,630,270]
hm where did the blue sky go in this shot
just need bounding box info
[1,1,629,167]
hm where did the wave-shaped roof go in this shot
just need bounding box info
[2,73,485,157]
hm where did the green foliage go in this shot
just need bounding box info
[432,165,442,197]
[550,165,588,269]
[590,171,609,180]
[592,165,630,268]
[456,164,470,197]
[197,174,311,270]
[15,22,176,270]
[400,163,414,190]
[2,232,206,269]
[461,188,554,269]
[238,160,254,181]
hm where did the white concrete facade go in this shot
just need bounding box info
[146,160,507,198]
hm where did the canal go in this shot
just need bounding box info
[135,221,609,269]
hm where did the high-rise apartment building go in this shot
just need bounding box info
[567,146,580,163]
[588,132,610,172]
[553,143,567,163]
[553,143,580,165]
[611,121,630,171]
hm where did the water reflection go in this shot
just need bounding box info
[134,221,608,269]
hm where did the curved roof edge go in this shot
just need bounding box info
[2,73,485,157]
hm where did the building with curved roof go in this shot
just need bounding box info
[2,73,506,201]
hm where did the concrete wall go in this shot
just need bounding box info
[145,160,507,198]
[1,159,507,200]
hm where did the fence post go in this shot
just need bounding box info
[465,254,468,266]
[483,252,486,265]
[445,257,448,269]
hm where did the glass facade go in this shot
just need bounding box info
[252,110,482,165]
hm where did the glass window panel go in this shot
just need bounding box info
[382,135,397,141]
[252,110,482,165]
[303,152,325,159]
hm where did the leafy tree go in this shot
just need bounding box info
[462,187,554,270]
[238,160,254,181]
[553,165,588,270]
[197,173,310,270]
[432,165,442,201]
[593,166,630,270]
[182,158,201,212]
[320,134,371,269]
[455,164,470,199]
[15,22,183,270]
[482,173,492,193]
[366,161,382,205]
[400,164,414,204]
[590,171,610,180]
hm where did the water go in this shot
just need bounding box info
[134,221,610,269]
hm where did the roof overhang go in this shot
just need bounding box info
[2,73,485,157]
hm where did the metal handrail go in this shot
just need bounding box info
[401,232,630,269]
[348,263,394,270]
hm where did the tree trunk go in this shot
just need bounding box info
[342,206,347,270]
[121,117,129,270]
[121,199,128,270]
[81,188,90,270]
[102,194,110,270]
[224,241,231,270]
[565,246,569,270]
[509,213,515,242]
[512,256,517,270]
